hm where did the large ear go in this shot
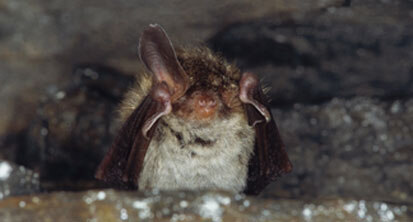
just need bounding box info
[139,24,189,101]
[239,72,271,126]
[239,72,292,195]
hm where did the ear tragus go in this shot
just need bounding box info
[141,82,172,138]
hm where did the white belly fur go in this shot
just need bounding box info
[138,112,255,193]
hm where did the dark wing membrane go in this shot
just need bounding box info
[244,86,292,195]
[95,96,158,189]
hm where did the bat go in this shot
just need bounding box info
[95,24,292,195]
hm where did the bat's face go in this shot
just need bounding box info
[174,89,222,121]
[172,78,243,123]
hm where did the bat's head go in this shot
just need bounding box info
[171,48,244,123]
[139,24,271,135]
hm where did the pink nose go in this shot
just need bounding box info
[198,96,216,108]
[193,92,217,119]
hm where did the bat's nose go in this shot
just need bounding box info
[193,92,217,119]
[198,95,216,108]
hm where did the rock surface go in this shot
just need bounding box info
[209,0,413,105]
[0,161,39,200]
[1,65,132,191]
[266,98,413,204]
[0,190,411,222]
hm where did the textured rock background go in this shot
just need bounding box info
[0,190,411,222]
[210,1,413,105]
[267,98,413,203]
[1,0,413,221]
[0,161,39,199]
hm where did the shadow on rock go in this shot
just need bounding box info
[1,65,133,191]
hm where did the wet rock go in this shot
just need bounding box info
[209,0,413,105]
[266,98,413,203]
[0,190,411,222]
[0,160,39,200]
[1,65,132,190]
